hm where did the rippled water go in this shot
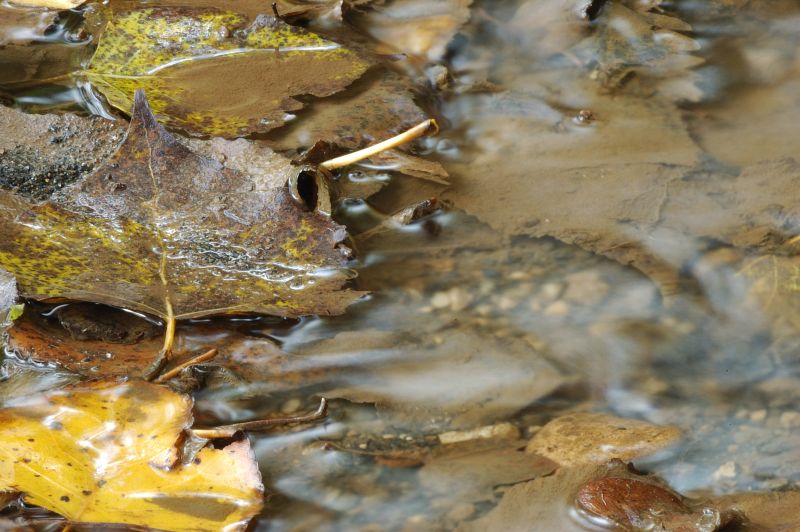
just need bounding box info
[1,0,800,530]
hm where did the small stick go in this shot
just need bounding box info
[320,119,439,170]
[191,398,328,439]
[153,348,218,384]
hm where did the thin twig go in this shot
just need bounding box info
[320,119,439,170]
[191,398,328,439]
[153,348,218,384]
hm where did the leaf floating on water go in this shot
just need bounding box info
[82,8,371,137]
[0,381,264,531]
[0,91,361,321]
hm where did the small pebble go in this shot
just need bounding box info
[713,461,737,479]
[439,422,520,445]
[544,300,569,317]
[281,398,302,414]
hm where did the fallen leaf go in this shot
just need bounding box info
[0,91,361,321]
[0,381,263,531]
[108,0,345,23]
[6,306,165,378]
[350,0,472,61]
[7,0,85,8]
[525,412,682,465]
[0,103,125,201]
[81,8,371,137]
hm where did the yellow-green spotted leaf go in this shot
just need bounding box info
[0,380,264,531]
[0,91,361,320]
[82,8,371,137]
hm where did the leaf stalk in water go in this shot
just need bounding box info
[153,348,218,383]
[320,119,439,170]
[191,398,328,439]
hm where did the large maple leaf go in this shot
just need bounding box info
[0,91,360,322]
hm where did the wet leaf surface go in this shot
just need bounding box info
[0,103,125,201]
[0,92,360,320]
[82,8,371,137]
[6,307,165,378]
[0,381,264,531]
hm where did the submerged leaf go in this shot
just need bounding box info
[0,381,263,531]
[82,8,370,137]
[0,92,361,320]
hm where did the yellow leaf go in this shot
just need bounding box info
[82,8,370,137]
[0,381,263,532]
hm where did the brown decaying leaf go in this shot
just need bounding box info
[6,309,164,378]
[0,91,361,321]
[6,304,342,386]
[0,104,125,201]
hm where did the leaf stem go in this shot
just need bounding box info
[153,348,218,384]
[191,398,328,439]
[320,119,439,170]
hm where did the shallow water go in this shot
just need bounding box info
[1,0,800,530]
